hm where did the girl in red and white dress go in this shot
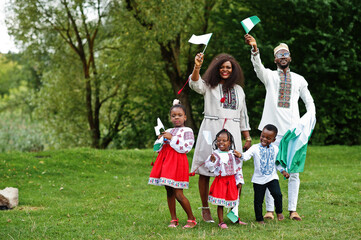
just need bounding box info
[205,129,243,229]
[148,100,197,229]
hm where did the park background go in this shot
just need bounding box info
[0,0,360,239]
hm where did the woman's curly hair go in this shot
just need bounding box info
[202,53,245,90]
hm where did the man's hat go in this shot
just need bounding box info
[274,43,290,56]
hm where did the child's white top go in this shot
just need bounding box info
[242,143,285,184]
[154,127,194,154]
[204,149,243,177]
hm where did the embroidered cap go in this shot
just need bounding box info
[274,43,290,56]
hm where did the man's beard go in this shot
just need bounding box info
[279,62,290,69]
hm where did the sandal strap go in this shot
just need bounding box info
[186,219,197,225]
[170,219,179,223]
[198,207,210,210]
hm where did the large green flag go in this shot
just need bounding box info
[276,112,316,173]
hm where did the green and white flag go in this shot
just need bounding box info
[276,112,316,173]
[241,16,261,33]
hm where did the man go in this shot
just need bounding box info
[245,34,316,221]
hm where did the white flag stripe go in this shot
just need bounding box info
[241,16,260,33]
[242,18,254,33]
[287,112,316,168]
[188,33,213,45]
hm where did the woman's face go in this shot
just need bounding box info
[219,61,232,80]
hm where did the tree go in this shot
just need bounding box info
[123,0,217,131]
[210,0,361,145]
[6,0,129,148]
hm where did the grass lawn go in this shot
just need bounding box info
[0,145,360,239]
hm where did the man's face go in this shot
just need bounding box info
[274,49,291,70]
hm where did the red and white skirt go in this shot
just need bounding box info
[148,144,189,189]
[208,175,238,208]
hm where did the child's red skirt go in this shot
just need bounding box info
[148,144,189,189]
[208,175,238,208]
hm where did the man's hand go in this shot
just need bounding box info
[245,34,258,51]
[282,171,290,179]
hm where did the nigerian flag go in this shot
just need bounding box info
[276,112,316,173]
[241,16,261,33]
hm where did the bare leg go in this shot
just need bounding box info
[238,183,243,198]
[174,189,196,227]
[217,206,224,224]
[217,206,228,229]
[236,184,247,224]
[165,186,177,223]
[198,174,213,222]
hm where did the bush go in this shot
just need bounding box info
[0,113,47,152]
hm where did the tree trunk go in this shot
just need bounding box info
[159,39,196,131]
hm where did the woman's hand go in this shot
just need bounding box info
[195,52,204,67]
[243,141,251,151]
[210,154,216,163]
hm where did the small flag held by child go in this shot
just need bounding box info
[241,16,261,33]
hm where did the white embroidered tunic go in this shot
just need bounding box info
[241,143,285,185]
[204,150,243,177]
[251,52,315,135]
[189,76,250,177]
[155,127,194,154]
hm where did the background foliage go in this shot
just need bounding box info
[1,0,360,151]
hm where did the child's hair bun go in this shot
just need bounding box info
[173,99,181,106]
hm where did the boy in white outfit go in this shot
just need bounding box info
[240,124,289,224]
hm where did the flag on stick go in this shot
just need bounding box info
[188,33,213,45]
[154,118,165,136]
[188,33,213,53]
[241,16,261,33]
[276,112,316,173]
[153,118,166,152]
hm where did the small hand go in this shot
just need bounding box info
[233,150,242,158]
[195,52,204,67]
[162,132,172,140]
[210,154,216,163]
[282,171,290,179]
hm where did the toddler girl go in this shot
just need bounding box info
[205,129,243,229]
[148,100,197,228]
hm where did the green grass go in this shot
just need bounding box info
[0,146,360,239]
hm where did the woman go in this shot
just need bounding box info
[189,52,252,222]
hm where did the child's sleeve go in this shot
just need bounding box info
[169,128,194,154]
[276,164,286,173]
[204,153,220,173]
[241,145,255,161]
